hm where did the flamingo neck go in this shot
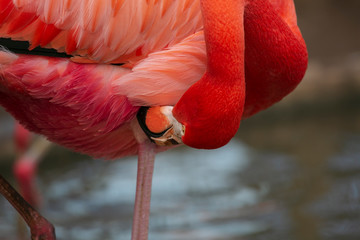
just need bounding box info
[173,0,246,149]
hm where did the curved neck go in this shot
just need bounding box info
[201,0,245,80]
[173,0,246,149]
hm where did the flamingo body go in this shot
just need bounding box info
[0,31,207,157]
[0,0,307,155]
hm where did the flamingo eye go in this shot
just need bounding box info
[137,106,184,146]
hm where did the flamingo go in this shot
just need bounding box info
[0,0,308,239]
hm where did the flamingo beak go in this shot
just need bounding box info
[137,106,184,146]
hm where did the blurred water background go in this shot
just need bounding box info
[1,0,360,239]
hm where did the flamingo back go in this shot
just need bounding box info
[0,0,203,63]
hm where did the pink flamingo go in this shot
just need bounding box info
[0,0,308,239]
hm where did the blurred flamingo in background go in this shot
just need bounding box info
[13,121,50,207]
[0,0,308,240]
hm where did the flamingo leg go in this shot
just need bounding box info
[0,175,56,240]
[131,141,156,240]
[14,136,51,207]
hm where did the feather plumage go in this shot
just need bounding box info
[0,0,203,63]
[0,0,307,157]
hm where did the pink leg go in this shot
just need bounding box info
[131,141,156,240]
[13,156,40,207]
[0,175,56,240]
[13,137,51,207]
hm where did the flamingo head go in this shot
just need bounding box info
[136,76,244,150]
[137,106,184,146]
[137,76,244,150]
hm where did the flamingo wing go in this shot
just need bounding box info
[0,0,202,63]
[0,31,206,158]
[0,51,139,158]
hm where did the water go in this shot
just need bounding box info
[0,139,259,240]
[1,105,360,240]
